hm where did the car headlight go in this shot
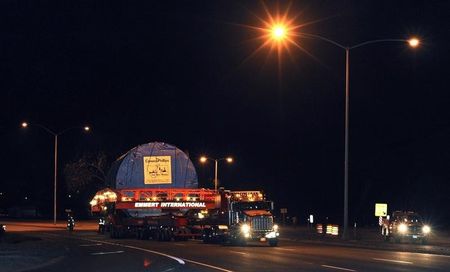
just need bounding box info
[398,223,408,233]
[422,225,431,234]
[241,224,250,234]
[273,224,279,231]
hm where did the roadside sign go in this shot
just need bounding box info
[309,214,314,224]
[378,216,383,226]
[280,208,287,214]
[375,203,387,217]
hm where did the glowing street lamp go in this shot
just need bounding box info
[408,38,420,48]
[271,24,287,41]
[200,156,233,191]
[254,12,420,239]
[21,122,90,224]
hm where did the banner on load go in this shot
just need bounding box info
[375,203,388,217]
[134,202,206,208]
[143,156,172,184]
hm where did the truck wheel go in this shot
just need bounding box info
[110,226,116,238]
[268,239,278,247]
[202,229,211,243]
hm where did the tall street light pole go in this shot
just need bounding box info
[200,156,233,191]
[22,122,90,224]
[299,34,419,239]
[266,25,420,239]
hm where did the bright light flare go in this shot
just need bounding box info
[84,126,90,131]
[239,2,318,68]
[21,122,28,128]
[398,223,408,233]
[200,156,208,163]
[408,38,420,48]
[226,157,233,163]
[271,24,287,41]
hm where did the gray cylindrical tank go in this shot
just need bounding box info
[107,142,198,189]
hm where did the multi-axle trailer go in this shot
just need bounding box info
[91,187,279,246]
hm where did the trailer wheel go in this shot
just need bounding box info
[268,239,278,247]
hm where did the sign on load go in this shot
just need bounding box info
[375,203,388,217]
[143,156,172,184]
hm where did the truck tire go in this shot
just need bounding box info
[202,228,211,244]
[268,239,278,247]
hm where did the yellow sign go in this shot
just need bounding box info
[143,156,172,184]
[375,203,388,217]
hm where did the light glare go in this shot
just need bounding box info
[272,25,287,41]
[408,38,420,48]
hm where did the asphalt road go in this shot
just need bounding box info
[11,230,450,272]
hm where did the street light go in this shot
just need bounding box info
[21,122,90,224]
[264,22,419,239]
[199,156,233,191]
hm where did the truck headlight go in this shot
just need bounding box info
[398,223,407,233]
[273,224,279,231]
[422,225,431,234]
[241,224,250,234]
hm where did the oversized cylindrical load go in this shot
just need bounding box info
[106,142,198,189]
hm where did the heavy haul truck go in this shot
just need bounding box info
[90,142,279,246]
[91,187,279,246]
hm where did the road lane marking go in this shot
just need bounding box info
[90,250,124,255]
[182,258,234,272]
[321,265,357,271]
[229,251,248,255]
[81,238,234,271]
[82,239,186,265]
[173,243,186,246]
[80,243,103,247]
[275,248,297,251]
[372,258,413,264]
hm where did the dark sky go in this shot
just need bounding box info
[1,0,450,226]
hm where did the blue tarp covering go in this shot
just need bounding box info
[106,142,198,189]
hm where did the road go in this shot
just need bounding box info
[5,228,450,272]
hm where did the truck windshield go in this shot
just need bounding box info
[397,214,422,223]
[233,201,272,211]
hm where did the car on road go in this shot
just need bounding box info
[381,211,430,244]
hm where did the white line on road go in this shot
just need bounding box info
[182,258,234,272]
[372,258,413,264]
[275,248,297,251]
[229,251,248,255]
[80,243,103,247]
[321,264,357,271]
[82,237,234,271]
[83,239,186,265]
[90,251,124,255]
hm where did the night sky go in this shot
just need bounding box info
[1,1,450,226]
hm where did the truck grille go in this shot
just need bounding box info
[408,226,421,234]
[251,216,273,231]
